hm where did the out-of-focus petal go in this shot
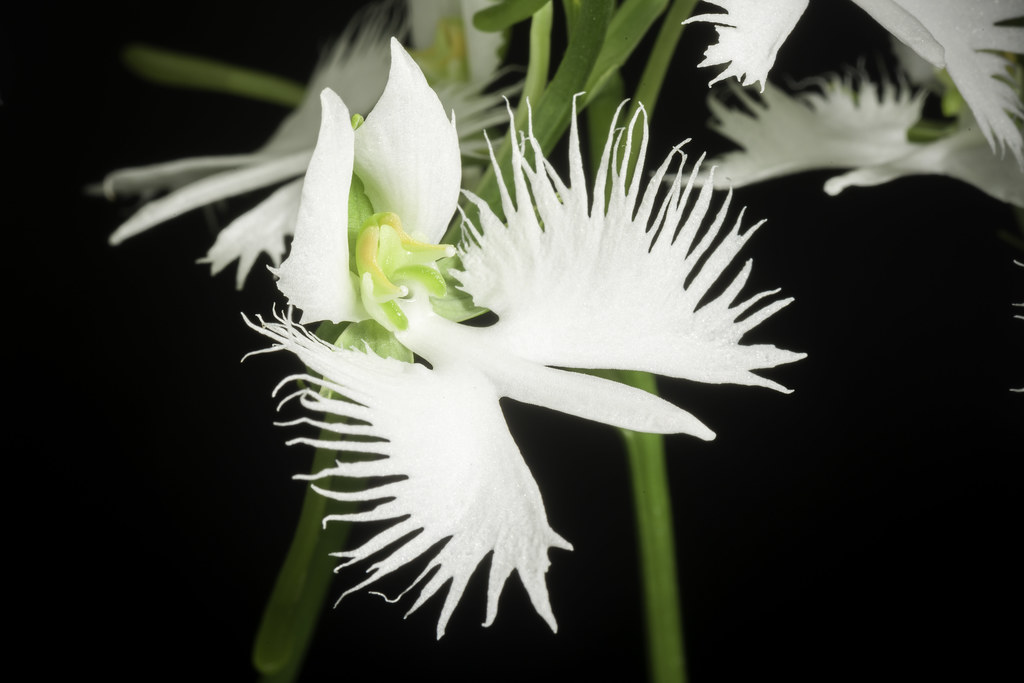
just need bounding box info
[108,150,312,245]
[100,154,270,199]
[201,178,302,289]
[703,73,924,188]
[354,39,461,243]
[275,89,363,324]
[864,0,1024,166]
[456,102,804,392]
[684,0,809,91]
[248,311,571,639]
[824,123,1024,207]
[262,1,402,155]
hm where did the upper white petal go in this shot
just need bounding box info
[455,102,804,392]
[248,311,570,638]
[354,39,462,243]
[263,1,400,157]
[275,89,363,324]
[685,0,809,91]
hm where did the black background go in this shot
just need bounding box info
[6,2,1021,681]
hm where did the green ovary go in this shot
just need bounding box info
[355,212,455,331]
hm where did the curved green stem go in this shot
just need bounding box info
[253,442,355,683]
[121,43,306,107]
[614,370,687,683]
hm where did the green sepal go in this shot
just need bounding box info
[339,319,414,363]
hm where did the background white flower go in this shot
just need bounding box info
[101,0,514,288]
[686,0,1024,165]
[699,72,1024,207]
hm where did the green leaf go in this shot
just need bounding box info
[583,0,669,105]
[473,0,551,32]
[121,43,305,107]
[453,0,613,237]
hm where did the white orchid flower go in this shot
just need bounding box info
[699,72,1024,207]
[685,0,1024,166]
[102,0,514,289]
[249,39,804,637]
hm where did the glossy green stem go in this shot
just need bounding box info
[615,371,687,683]
[253,432,355,682]
[122,43,306,107]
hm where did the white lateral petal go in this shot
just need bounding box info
[702,74,925,189]
[100,153,271,199]
[398,311,716,440]
[871,0,1024,166]
[249,311,571,638]
[200,178,302,289]
[108,150,311,245]
[685,0,809,91]
[275,89,362,325]
[456,103,804,391]
[824,124,1024,208]
[354,39,461,243]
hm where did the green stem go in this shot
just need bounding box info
[452,0,612,235]
[614,370,687,683]
[253,432,355,682]
[626,0,700,182]
[121,43,306,107]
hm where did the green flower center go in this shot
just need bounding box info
[355,212,455,331]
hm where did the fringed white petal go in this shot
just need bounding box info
[858,0,1024,166]
[354,39,462,244]
[455,101,804,392]
[702,73,925,189]
[248,310,571,638]
[107,150,312,245]
[684,0,809,91]
[275,89,363,325]
[200,178,302,289]
[824,123,1024,207]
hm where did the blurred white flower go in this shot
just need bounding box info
[698,71,1024,207]
[101,0,514,288]
[686,0,1024,165]
[250,40,804,637]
